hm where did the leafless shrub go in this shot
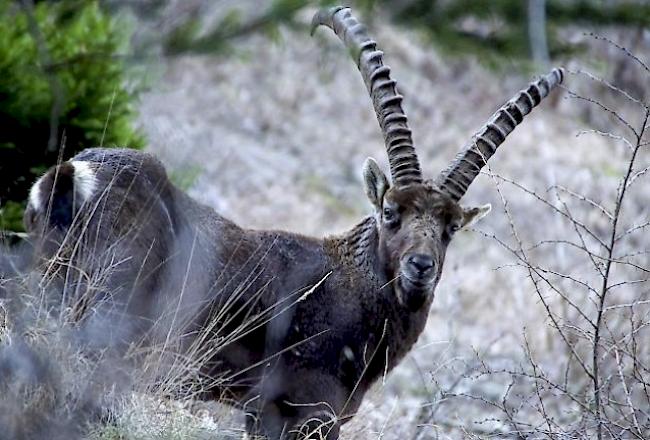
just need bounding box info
[417,37,649,439]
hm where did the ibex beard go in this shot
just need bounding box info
[23,6,563,440]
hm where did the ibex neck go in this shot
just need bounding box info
[328,216,382,284]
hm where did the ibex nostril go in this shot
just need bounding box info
[408,254,434,274]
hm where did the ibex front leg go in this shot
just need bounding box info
[243,368,345,439]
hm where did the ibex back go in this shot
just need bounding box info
[24,6,563,440]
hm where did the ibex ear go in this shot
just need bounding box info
[460,203,491,229]
[363,157,389,211]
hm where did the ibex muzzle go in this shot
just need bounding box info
[24,6,563,440]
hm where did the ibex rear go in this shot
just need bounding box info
[24,6,563,439]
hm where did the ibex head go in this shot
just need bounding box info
[363,159,490,307]
[313,6,563,308]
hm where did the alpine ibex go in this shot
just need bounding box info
[24,6,564,440]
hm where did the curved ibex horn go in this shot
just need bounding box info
[435,68,564,201]
[312,6,422,187]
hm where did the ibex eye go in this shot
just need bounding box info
[383,206,399,226]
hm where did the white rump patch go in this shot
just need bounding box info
[28,176,45,212]
[71,161,97,203]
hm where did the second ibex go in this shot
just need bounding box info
[25,6,564,440]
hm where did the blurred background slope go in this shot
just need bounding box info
[1,0,649,438]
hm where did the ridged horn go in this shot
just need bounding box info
[311,6,422,186]
[435,68,564,201]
